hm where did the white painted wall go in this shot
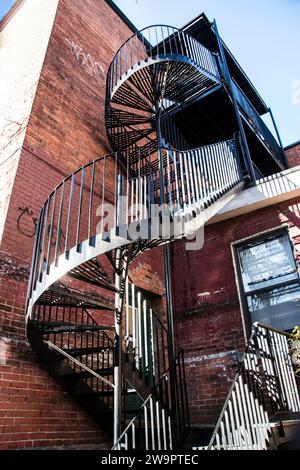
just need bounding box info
[0,0,59,242]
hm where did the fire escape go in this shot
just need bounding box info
[25,20,299,450]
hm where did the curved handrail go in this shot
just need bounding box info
[106,24,220,98]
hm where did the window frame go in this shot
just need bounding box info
[231,224,300,337]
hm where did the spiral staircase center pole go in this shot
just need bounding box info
[113,247,123,447]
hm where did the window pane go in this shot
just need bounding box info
[247,283,300,331]
[238,233,298,292]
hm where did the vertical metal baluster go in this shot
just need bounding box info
[161,26,166,55]
[173,151,180,211]
[101,158,106,234]
[166,149,172,206]
[156,401,162,450]
[76,168,85,251]
[195,149,204,207]
[220,142,227,194]
[178,152,186,212]
[167,26,172,55]
[150,396,155,450]
[220,421,227,450]
[136,32,139,64]
[125,276,129,354]
[244,354,264,449]
[220,142,230,191]
[201,147,210,204]
[132,283,136,368]
[144,405,149,450]
[187,151,196,204]
[224,140,234,187]
[214,143,224,196]
[239,373,255,449]
[224,410,233,450]
[132,422,136,449]
[65,175,74,256]
[235,381,249,450]
[155,26,159,57]
[88,161,95,245]
[204,146,214,203]
[183,152,192,207]
[228,399,237,448]
[231,389,243,449]
[137,291,143,373]
[54,183,65,266]
[150,308,155,381]
[190,150,200,203]
[120,46,122,79]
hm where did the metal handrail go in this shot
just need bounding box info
[208,322,300,450]
[107,24,219,97]
[45,340,114,388]
[232,81,285,167]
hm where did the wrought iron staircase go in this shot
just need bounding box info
[25,24,246,450]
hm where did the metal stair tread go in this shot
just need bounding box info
[62,367,114,379]
[62,346,114,357]
[28,320,114,333]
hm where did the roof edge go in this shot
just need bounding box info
[0,0,26,32]
[285,140,300,151]
[105,0,139,36]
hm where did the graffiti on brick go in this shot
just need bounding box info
[65,38,106,85]
[17,206,65,249]
[17,207,38,238]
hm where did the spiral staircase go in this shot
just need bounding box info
[25,25,246,450]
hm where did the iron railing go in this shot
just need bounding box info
[30,290,115,409]
[114,347,190,450]
[124,280,169,389]
[113,371,172,450]
[208,323,300,450]
[27,139,243,310]
[107,25,219,98]
[232,81,285,167]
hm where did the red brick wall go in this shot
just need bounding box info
[286,142,300,168]
[172,196,300,425]
[0,0,165,450]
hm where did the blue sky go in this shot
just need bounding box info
[0,0,15,20]
[1,0,299,146]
